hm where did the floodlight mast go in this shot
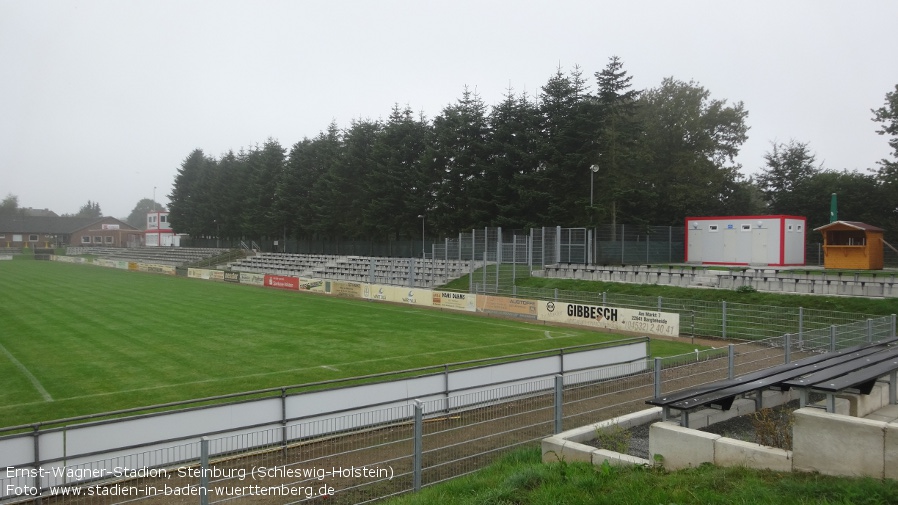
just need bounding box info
[418,215,425,259]
[589,164,599,207]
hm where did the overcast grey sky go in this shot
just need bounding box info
[2,0,897,219]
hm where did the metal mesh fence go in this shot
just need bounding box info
[6,312,894,505]
[478,283,884,342]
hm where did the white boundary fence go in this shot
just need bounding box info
[0,340,646,502]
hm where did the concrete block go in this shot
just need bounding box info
[649,421,720,470]
[593,449,651,467]
[541,436,595,464]
[793,407,885,478]
[870,404,898,423]
[554,408,662,444]
[714,437,792,473]
[837,383,889,418]
[685,398,757,429]
[681,390,795,429]
[885,422,898,480]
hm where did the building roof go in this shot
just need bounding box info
[22,208,59,217]
[0,216,136,234]
[813,221,885,232]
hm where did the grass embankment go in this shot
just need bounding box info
[443,265,898,315]
[385,446,898,505]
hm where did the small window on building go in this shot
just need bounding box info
[741,224,750,231]
[788,225,794,232]
[28,234,38,242]
[160,215,167,223]
[105,236,114,244]
[796,225,803,232]
[82,236,91,244]
[708,225,719,232]
[94,236,102,243]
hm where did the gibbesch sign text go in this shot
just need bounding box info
[537,301,679,337]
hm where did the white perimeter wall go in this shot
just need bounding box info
[0,341,646,492]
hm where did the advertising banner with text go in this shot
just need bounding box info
[331,281,364,298]
[188,268,215,280]
[363,285,433,306]
[431,291,476,312]
[537,301,679,337]
[240,272,266,286]
[476,295,538,320]
[264,274,299,290]
[138,263,176,275]
[297,278,327,292]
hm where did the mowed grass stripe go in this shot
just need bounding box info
[2,260,676,428]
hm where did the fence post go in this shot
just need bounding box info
[413,400,423,492]
[830,325,837,352]
[892,314,897,337]
[646,233,650,264]
[727,344,735,379]
[512,235,517,285]
[653,357,662,399]
[621,224,625,263]
[468,257,473,293]
[602,291,606,305]
[32,425,40,504]
[668,226,672,263]
[784,334,791,364]
[555,226,562,264]
[657,296,662,311]
[722,301,727,340]
[867,319,873,343]
[482,252,487,291]
[554,288,559,302]
[200,437,210,505]
[554,374,564,434]
[798,307,804,348]
[281,388,288,457]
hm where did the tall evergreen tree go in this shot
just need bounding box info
[241,138,287,240]
[595,56,643,229]
[300,123,344,238]
[213,150,251,240]
[327,118,382,239]
[364,105,433,240]
[537,65,601,225]
[487,87,542,229]
[427,86,490,234]
[168,149,215,236]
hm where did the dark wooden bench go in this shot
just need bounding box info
[647,337,898,427]
[781,345,898,412]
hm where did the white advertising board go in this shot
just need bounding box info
[538,301,679,337]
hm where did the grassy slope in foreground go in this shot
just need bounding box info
[384,446,898,505]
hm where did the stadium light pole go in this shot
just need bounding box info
[418,215,425,259]
[589,164,599,207]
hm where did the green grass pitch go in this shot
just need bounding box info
[0,260,701,429]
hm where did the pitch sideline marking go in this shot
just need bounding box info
[0,342,53,402]
[0,333,588,409]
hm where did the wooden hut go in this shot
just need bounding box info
[814,221,884,270]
